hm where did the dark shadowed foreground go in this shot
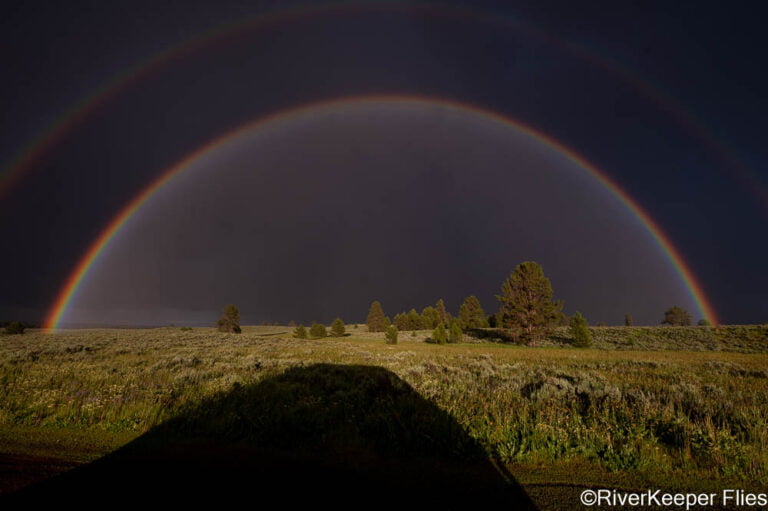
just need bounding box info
[5,364,537,508]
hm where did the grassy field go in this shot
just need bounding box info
[1,324,767,508]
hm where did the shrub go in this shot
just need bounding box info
[569,312,591,348]
[4,321,25,335]
[309,323,327,339]
[432,324,447,345]
[662,306,692,326]
[448,321,463,343]
[330,318,346,337]
[385,325,398,344]
[293,325,307,339]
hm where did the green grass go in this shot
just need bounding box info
[1,325,767,504]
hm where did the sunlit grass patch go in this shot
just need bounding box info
[1,325,766,496]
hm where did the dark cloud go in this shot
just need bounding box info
[1,1,765,325]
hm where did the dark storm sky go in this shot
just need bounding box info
[1,0,766,326]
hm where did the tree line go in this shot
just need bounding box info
[362,261,708,346]
[211,261,708,347]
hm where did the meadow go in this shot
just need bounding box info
[1,324,767,508]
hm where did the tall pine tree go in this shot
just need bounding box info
[458,295,488,329]
[393,313,409,331]
[496,262,562,345]
[435,299,449,326]
[420,306,440,329]
[366,301,387,332]
[216,304,241,334]
[407,309,422,330]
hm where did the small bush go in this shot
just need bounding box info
[309,323,327,339]
[385,325,398,344]
[293,325,307,339]
[432,324,447,345]
[448,321,463,343]
[330,318,346,337]
[4,321,25,335]
[569,312,591,348]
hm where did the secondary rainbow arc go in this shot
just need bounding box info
[43,95,720,330]
[3,2,764,213]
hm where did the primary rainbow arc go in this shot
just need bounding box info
[43,95,720,330]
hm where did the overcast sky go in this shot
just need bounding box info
[1,1,766,326]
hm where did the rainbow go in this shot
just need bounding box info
[43,95,720,330]
[1,1,512,200]
[3,1,764,213]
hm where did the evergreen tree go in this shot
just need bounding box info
[293,325,307,339]
[496,262,563,345]
[448,321,463,343]
[661,306,692,326]
[435,299,449,326]
[432,324,447,345]
[330,318,346,337]
[385,324,398,344]
[366,301,387,332]
[420,306,440,329]
[407,309,422,330]
[569,312,591,348]
[458,295,487,329]
[216,304,241,334]
[309,323,327,338]
[624,314,633,326]
[393,312,409,331]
